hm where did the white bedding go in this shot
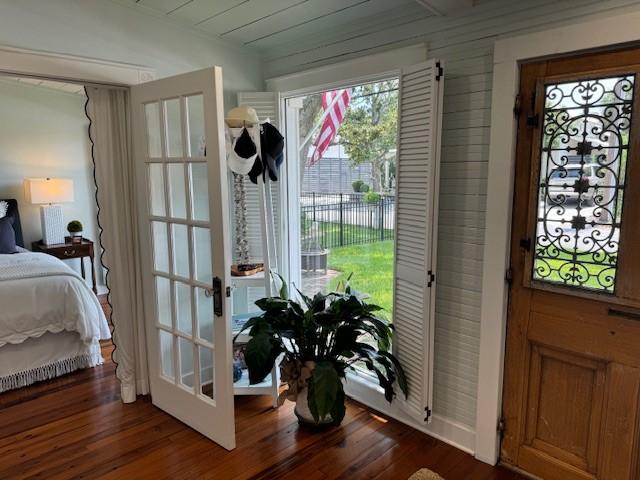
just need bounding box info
[0,331,104,391]
[0,252,111,347]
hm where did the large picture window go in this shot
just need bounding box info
[288,79,399,321]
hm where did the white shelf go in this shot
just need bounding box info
[231,270,268,288]
[233,369,274,396]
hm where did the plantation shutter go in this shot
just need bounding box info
[393,60,443,423]
[235,92,281,268]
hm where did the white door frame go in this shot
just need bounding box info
[476,9,640,465]
[0,44,154,86]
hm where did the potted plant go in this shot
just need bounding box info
[235,274,407,427]
[67,220,83,244]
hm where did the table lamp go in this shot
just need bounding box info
[24,178,74,245]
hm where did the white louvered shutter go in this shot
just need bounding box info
[235,92,281,268]
[393,60,443,423]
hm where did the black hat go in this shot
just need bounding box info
[228,128,258,175]
[261,122,284,182]
[248,122,285,184]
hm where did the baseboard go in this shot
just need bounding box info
[344,372,476,456]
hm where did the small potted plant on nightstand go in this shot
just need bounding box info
[67,220,83,244]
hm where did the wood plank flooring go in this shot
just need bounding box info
[0,342,525,479]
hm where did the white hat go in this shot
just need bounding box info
[225,106,259,128]
[227,128,258,175]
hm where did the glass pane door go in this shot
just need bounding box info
[145,94,217,398]
[132,67,234,450]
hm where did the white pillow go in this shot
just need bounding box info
[0,201,8,219]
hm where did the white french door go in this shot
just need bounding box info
[131,67,235,450]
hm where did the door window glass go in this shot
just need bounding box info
[533,75,635,292]
[164,98,184,158]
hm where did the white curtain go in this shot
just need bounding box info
[85,87,149,403]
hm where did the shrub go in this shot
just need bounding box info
[363,191,381,204]
[351,180,364,193]
[358,183,370,193]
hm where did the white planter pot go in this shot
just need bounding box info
[294,387,334,426]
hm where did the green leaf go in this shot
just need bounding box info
[280,283,289,301]
[378,351,408,398]
[255,297,288,312]
[270,271,288,300]
[294,286,313,309]
[310,361,340,422]
[310,292,327,313]
[307,380,319,423]
[232,315,262,343]
[331,382,346,425]
[245,332,280,385]
[332,326,359,356]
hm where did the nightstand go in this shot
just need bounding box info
[32,237,97,294]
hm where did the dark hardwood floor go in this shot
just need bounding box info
[0,342,525,480]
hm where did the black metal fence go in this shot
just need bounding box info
[300,192,395,250]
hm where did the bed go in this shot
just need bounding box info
[0,199,111,393]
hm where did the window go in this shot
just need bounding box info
[533,75,635,293]
[287,79,399,322]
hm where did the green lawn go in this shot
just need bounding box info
[326,240,395,320]
[533,248,616,292]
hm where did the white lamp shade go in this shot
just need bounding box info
[25,178,74,204]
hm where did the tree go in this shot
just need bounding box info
[338,80,398,192]
[298,95,322,186]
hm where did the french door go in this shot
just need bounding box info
[502,48,640,479]
[131,67,235,450]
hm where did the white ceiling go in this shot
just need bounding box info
[0,76,85,96]
[121,0,434,51]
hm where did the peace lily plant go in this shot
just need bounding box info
[235,274,407,426]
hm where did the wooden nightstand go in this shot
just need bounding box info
[32,237,97,294]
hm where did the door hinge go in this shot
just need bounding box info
[513,94,521,117]
[526,90,539,127]
[427,270,436,288]
[424,406,432,422]
[498,416,506,437]
[519,238,532,252]
[505,267,513,285]
[435,62,443,81]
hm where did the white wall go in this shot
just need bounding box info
[0,0,263,107]
[0,78,104,288]
[262,0,640,448]
[0,0,265,291]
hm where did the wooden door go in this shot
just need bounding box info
[502,48,640,480]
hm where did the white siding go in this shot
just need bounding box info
[263,0,640,430]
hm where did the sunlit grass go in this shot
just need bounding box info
[327,240,395,320]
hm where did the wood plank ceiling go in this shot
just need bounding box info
[122,0,433,51]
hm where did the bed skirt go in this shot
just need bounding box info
[0,331,104,393]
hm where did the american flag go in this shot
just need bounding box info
[308,88,352,167]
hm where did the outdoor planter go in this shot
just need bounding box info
[300,248,329,274]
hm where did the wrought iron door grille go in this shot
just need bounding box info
[532,74,636,292]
